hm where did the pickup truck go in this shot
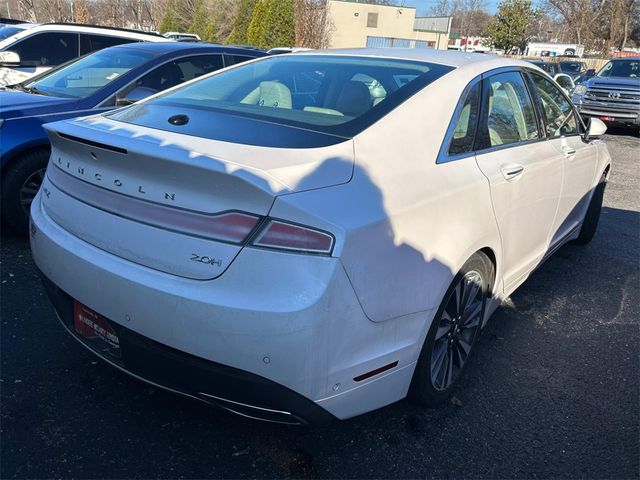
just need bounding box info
[572,57,640,130]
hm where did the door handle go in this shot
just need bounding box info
[501,163,525,180]
[563,146,577,157]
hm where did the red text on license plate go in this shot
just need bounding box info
[73,301,120,350]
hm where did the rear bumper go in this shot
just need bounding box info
[30,190,427,422]
[40,273,334,425]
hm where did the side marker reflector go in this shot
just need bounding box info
[353,361,399,382]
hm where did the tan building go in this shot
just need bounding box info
[327,0,452,51]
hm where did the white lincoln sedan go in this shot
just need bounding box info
[30,49,611,424]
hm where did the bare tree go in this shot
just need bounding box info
[38,0,73,22]
[545,0,605,45]
[294,0,332,48]
[546,0,639,51]
[602,0,640,50]
[18,0,37,21]
[74,0,91,23]
[211,0,241,42]
[431,0,489,47]
[620,0,637,47]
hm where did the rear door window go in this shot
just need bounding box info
[224,54,257,67]
[448,82,480,156]
[11,32,79,67]
[111,54,224,105]
[80,34,138,55]
[477,71,540,149]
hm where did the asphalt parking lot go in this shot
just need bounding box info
[1,128,638,479]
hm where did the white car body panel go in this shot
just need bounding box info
[31,196,432,419]
[548,135,599,244]
[30,49,612,422]
[475,141,563,291]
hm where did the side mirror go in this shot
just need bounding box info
[584,117,607,141]
[554,73,575,93]
[585,69,596,78]
[0,51,21,67]
[115,86,158,106]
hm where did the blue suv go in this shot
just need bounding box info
[0,42,264,233]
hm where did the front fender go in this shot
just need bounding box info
[0,116,51,168]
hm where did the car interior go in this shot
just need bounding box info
[487,81,530,146]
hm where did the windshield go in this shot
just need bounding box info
[560,62,583,74]
[109,54,454,137]
[0,26,23,41]
[531,61,556,74]
[25,48,154,98]
[597,59,640,78]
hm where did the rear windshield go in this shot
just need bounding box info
[559,61,583,73]
[108,54,454,137]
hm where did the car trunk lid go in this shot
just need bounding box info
[41,116,353,279]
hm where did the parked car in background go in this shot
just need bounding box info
[0,22,36,41]
[267,47,313,55]
[0,23,168,86]
[526,59,559,76]
[0,42,264,233]
[30,50,610,424]
[572,56,640,130]
[525,59,575,93]
[163,32,200,42]
[558,60,586,79]
[573,68,597,86]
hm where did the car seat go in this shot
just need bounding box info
[140,62,184,91]
[487,83,522,146]
[241,81,292,108]
[335,81,373,117]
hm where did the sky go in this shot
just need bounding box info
[399,0,500,15]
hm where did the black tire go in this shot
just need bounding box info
[1,149,49,235]
[574,172,607,245]
[409,252,493,407]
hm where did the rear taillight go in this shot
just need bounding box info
[192,212,260,243]
[46,166,261,244]
[251,220,334,255]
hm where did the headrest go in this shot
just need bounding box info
[336,81,372,117]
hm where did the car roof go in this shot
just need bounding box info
[611,56,640,60]
[0,22,168,47]
[1,22,35,30]
[109,41,265,57]
[38,23,165,38]
[296,48,540,73]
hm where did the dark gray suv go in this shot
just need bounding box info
[571,57,640,130]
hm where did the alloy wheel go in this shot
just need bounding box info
[19,168,45,216]
[430,270,485,391]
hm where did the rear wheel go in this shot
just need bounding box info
[409,252,493,406]
[574,172,607,245]
[1,149,49,235]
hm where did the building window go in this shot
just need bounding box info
[367,12,378,28]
